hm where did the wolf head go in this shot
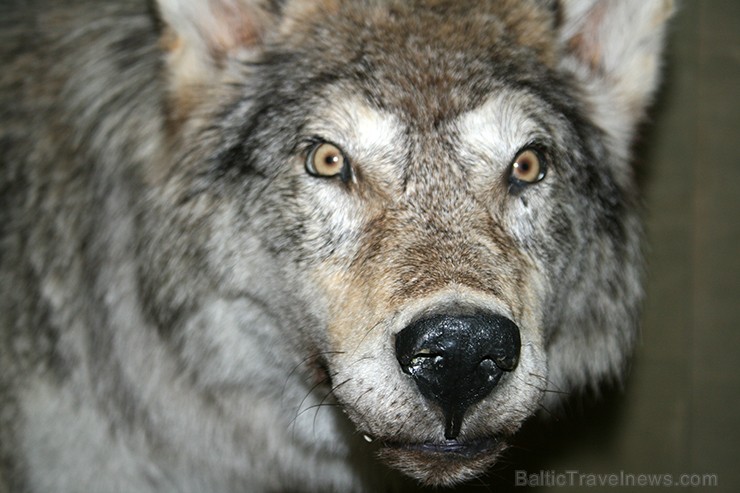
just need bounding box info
[138,0,673,487]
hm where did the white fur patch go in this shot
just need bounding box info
[300,94,407,247]
[455,90,548,173]
[304,93,407,181]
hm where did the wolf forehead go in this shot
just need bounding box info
[267,0,558,122]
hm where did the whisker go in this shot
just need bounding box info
[281,350,345,405]
[312,378,353,436]
[353,387,375,408]
[526,372,571,396]
[350,319,384,358]
[287,370,338,438]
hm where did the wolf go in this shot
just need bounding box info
[0,0,673,491]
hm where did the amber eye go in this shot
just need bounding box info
[306,142,349,180]
[509,148,546,185]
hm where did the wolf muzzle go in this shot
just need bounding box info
[395,312,521,440]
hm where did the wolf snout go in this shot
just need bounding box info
[395,312,521,440]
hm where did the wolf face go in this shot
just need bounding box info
[0,0,672,491]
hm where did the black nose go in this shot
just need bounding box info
[395,312,521,439]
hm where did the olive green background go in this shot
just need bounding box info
[448,1,740,492]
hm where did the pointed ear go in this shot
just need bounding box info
[558,0,675,151]
[156,0,276,101]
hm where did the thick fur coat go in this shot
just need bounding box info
[0,0,673,491]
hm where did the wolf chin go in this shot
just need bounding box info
[0,0,673,491]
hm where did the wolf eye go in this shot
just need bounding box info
[306,142,351,181]
[509,148,546,185]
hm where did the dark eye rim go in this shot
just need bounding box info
[507,144,548,190]
[304,138,353,183]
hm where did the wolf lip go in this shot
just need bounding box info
[382,437,499,458]
[377,436,505,486]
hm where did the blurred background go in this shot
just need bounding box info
[447,1,740,491]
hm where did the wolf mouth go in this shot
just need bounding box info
[381,436,500,458]
[376,435,506,486]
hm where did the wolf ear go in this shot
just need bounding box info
[156,0,277,98]
[558,0,674,151]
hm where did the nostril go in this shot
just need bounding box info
[400,348,444,376]
[492,351,518,372]
[404,358,435,376]
[395,311,521,439]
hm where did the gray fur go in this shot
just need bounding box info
[0,0,672,491]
